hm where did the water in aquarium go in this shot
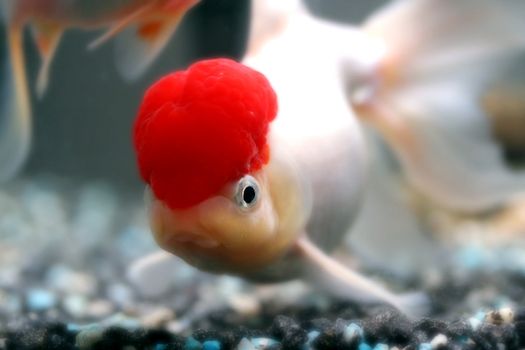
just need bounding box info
[1,0,525,348]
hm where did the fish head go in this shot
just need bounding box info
[134,58,308,274]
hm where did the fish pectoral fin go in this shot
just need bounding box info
[126,250,184,297]
[31,21,64,98]
[113,0,199,82]
[295,235,430,317]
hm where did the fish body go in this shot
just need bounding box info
[132,56,428,316]
[240,1,437,279]
[242,11,369,280]
[0,0,198,182]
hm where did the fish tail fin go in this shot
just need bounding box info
[0,23,31,182]
[113,0,200,81]
[247,0,307,56]
[354,0,525,212]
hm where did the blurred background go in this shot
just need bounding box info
[1,2,525,348]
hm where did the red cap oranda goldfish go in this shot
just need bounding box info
[131,58,429,316]
[128,0,525,312]
[0,0,199,182]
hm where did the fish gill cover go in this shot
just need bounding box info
[133,58,278,209]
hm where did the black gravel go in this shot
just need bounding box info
[3,307,525,350]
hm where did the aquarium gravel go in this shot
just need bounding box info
[3,307,525,349]
[2,178,525,349]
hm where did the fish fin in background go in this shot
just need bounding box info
[352,0,525,213]
[113,0,200,82]
[87,3,153,50]
[0,23,31,182]
[347,135,442,277]
[296,236,430,318]
[31,21,64,98]
[126,250,181,297]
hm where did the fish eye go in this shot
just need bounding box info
[234,175,260,209]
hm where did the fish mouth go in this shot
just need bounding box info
[171,231,220,249]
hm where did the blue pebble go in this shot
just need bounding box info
[237,338,255,350]
[457,245,486,269]
[67,323,81,332]
[358,342,373,350]
[373,344,388,350]
[302,331,321,350]
[203,340,221,350]
[26,289,57,311]
[251,338,279,349]
[419,343,432,350]
[468,317,482,330]
[307,331,320,342]
[474,310,486,321]
[343,323,364,342]
[185,337,202,350]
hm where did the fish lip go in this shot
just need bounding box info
[171,231,219,249]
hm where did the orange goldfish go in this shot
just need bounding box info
[0,0,199,181]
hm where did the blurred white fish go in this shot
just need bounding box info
[0,0,199,182]
[351,0,525,214]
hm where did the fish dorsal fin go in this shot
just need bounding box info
[247,0,307,56]
[31,21,64,98]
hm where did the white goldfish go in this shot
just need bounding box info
[128,0,525,315]
[0,0,199,181]
[246,0,525,272]
[130,57,427,316]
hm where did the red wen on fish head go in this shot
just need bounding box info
[133,58,278,210]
